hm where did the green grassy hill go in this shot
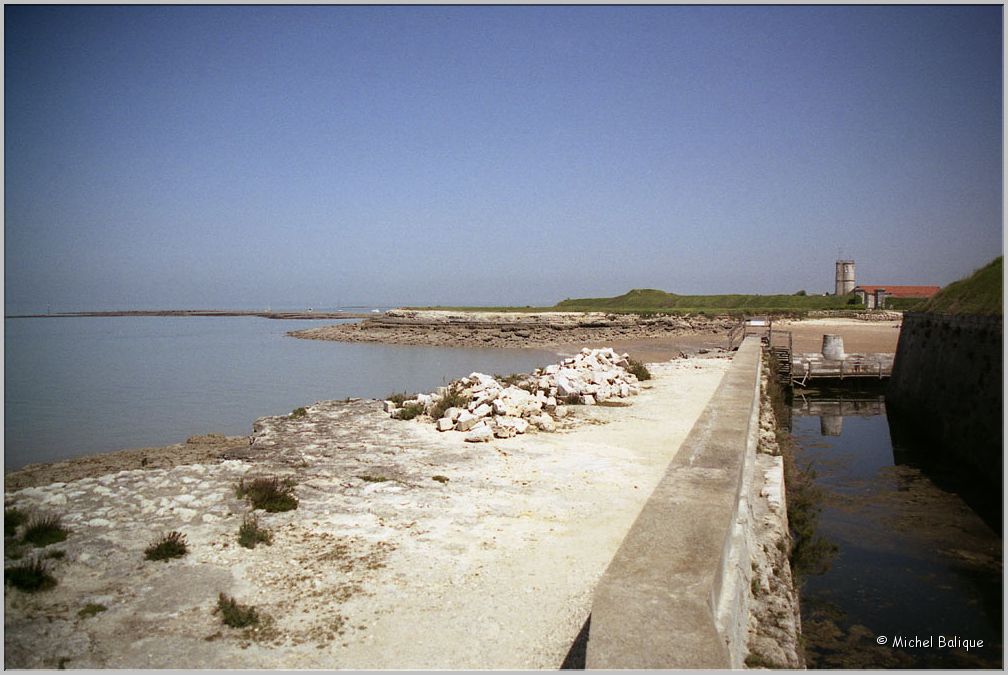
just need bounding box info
[919,257,1002,316]
[552,288,857,314]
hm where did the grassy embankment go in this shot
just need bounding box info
[918,256,1002,316]
[409,288,865,316]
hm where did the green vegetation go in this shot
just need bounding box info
[290,407,308,419]
[495,372,528,386]
[5,507,27,533]
[217,593,260,628]
[237,514,273,549]
[385,391,415,406]
[920,256,1002,316]
[236,476,299,512]
[22,514,69,547]
[5,557,57,592]
[145,531,189,561]
[44,549,66,560]
[432,475,450,484]
[357,474,389,483]
[78,603,108,619]
[554,288,859,314]
[625,357,652,381]
[429,383,470,420]
[396,402,426,420]
[884,297,926,311]
[763,353,837,581]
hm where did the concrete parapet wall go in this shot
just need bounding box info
[585,337,763,669]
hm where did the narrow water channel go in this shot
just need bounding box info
[787,385,1002,669]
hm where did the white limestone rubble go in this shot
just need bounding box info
[383,347,645,438]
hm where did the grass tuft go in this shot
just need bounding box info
[396,402,425,420]
[5,507,27,534]
[217,593,260,628]
[429,383,471,420]
[237,514,273,549]
[22,514,69,547]
[236,476,299,512]
[5,557,57,592]
[78,602,107,619]
[625,358,652,381]
[144,531,189,561]
[432,475,450,484]
[290,407,308,419]
[385,391,415,406]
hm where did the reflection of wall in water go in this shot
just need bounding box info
[791,391,886,436]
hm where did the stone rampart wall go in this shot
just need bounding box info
[887,312,1002,487]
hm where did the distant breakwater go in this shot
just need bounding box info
[288,310,736,350]
[5,310,374,320]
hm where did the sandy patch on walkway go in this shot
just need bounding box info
[5,356,730,669]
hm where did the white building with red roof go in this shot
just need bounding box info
[853,284,941,309]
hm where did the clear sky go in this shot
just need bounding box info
[4,5,1003,311]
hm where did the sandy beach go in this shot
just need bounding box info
[5,354,734,669]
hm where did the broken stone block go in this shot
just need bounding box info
[496,416,529,435]
[383,400,396,413]
[455,411,479,431]
[472,403,492,418]
[554,405,569,419]
[533,414,556,432]
[493,424,516,439]
[581,394,596,406]
[465,423,494,443]
[436,417,454,432]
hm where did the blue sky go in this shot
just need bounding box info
[4,5,1003,311]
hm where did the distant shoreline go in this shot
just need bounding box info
[4,309,376,320]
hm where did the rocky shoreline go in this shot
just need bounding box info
[288,309,736,350]
[4,353,742,669]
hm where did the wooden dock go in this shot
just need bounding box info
[727,316,894,387]
[790,352,894,386]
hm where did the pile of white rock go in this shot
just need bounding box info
[383,347,644,442]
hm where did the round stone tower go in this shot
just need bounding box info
[835,259,855,296]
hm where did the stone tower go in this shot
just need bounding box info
[835,260,855,295]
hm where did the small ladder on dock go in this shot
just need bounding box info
[771,344,792,384]
[767,329,793,384]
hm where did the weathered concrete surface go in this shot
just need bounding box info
[4,357,730,669]
[585,337,763,669]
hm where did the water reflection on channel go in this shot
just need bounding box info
[787,385,1002,669]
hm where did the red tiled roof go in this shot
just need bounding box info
[853,285,941,298]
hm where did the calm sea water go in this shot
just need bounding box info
[790,389,1002,669]
[4,316,558,469]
